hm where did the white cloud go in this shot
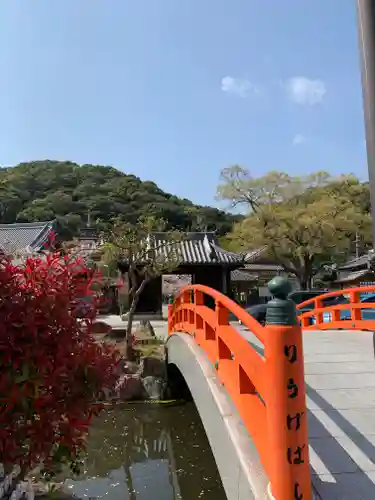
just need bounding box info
[286,77,326,105]
[221,76,259,98]
[292,134,306,145]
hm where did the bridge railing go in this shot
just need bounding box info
[168,280,312,500]
[297,285,375,330]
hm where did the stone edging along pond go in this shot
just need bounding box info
[103,355,170,402]
[0,466,34,500]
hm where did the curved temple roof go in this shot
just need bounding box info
[0,220,55,254]
[151,232,244,265]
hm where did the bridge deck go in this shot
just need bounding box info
[304,329,375,499]
[164,316,375,498]
[236,325,375,499]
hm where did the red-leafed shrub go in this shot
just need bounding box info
[0,250,119,476]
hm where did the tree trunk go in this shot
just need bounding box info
[298,271,313,290]
[140,319,155,337]
[297,268,312,290]
[301,256,314,290]
[125,280,147,358]
[299,277,311,290]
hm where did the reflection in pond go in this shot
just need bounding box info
[64,402,226,500]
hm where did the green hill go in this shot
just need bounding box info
[0,160,239,239]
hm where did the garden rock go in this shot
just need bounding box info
[138,356,166,379]
[142,376,167,400]
[114,374,144,401]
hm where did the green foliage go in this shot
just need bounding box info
[0,160,237,238]
[219,167,372,288]
[216,166,345,212]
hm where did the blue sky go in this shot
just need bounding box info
[0,0,367,207]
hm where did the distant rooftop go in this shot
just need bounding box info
[79,226,100,241]
[244,263,283,272]
[339,253,371,271]
[243,246,268,263]
[0,221,55,254]
[335,268,372,284]
[231,269,258,282]
[240,246,284,271]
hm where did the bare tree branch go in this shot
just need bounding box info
[100,218,183,354]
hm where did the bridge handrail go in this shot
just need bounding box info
[170,283,266,341]
[296,285,375,329]
[168,283,312,500]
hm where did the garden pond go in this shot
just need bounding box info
[62,402,226,500]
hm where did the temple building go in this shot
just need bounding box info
[335,252,375,287]
[0,220,56,262]
[118,232,245,319]
[230,247,299,305]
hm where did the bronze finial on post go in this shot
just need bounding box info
[265,276,297,326]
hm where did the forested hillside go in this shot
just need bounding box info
[0,160,239,238]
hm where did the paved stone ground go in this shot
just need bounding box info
[304,329,375,499]
[95,313,169,338]
[95,314,126,329]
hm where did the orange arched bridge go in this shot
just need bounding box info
[166,279,375,500]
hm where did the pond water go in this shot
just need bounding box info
[64,402,227,500]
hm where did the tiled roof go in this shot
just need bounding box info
[150,232,244,266]
[243,246,268,263]
[0,221,55,254]
[244,263,283,272]
[335,268,374,284]
[231,269,258,282]
[242,247,284,270]
[339,254,369,270]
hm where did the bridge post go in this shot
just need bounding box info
[265,277,311,500]
[167,304,173,334]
